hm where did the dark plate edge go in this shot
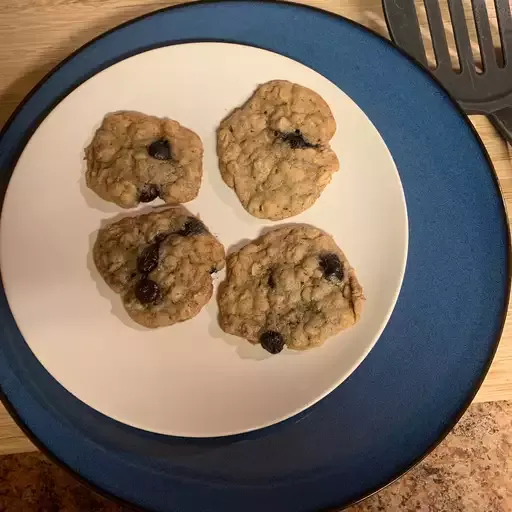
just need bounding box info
[0,1,509,511]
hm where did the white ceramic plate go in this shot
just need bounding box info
[0,43,407,437]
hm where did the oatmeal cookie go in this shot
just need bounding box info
[86,111,203,208]
[218,226,363,353]
[217,80,339,220]
[93,207,225,328]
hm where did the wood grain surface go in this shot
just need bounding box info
[0,0,510,454]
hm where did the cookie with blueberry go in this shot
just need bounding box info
[217,80,339,220]
[93,207,225,328]
[86,111,203,208]
[218,226,363,353]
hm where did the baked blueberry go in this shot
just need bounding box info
[147,138,172,160]
[139,184,160,203]
[137,244,159,274]
[260,330,285,354]
[153,232,169,244]
[279,129,317,150]
[319,253,343,281]
[179,217,206,236]
[135,278,161,305]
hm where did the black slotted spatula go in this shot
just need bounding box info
[383,0,512,143]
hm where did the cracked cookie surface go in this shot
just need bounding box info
[217,81,339,220]
[93,207,225,328]
[86,111,203,208]
[218,226,363,353]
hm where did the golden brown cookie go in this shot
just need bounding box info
[218,226,363,353]
[94,207,225,328]
[217,81,339,220]
[86,111,203,208]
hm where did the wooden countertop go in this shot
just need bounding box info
[0,0,511,455]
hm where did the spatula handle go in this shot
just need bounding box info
[489,108,512,146]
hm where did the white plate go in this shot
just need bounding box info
[0,43,407,437]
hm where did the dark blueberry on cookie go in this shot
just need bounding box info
[210,267,217,274]
[137,243,160,274]
[135,278,161,304]
[139,184,160,203]
[147,138,171,160]
[279,130,316,150]
[268,271,276,289]
[153,232,169,244]
[319,253,344,281]
[260,330,285,354]
[179,217,206,236]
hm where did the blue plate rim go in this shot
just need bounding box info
[0,1,509,510]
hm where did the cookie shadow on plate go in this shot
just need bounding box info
[86,228,152,332]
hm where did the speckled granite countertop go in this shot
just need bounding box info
[350,401,512,512]
[0,401,510,511]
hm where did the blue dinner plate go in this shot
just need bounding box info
[0,1,509,511]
